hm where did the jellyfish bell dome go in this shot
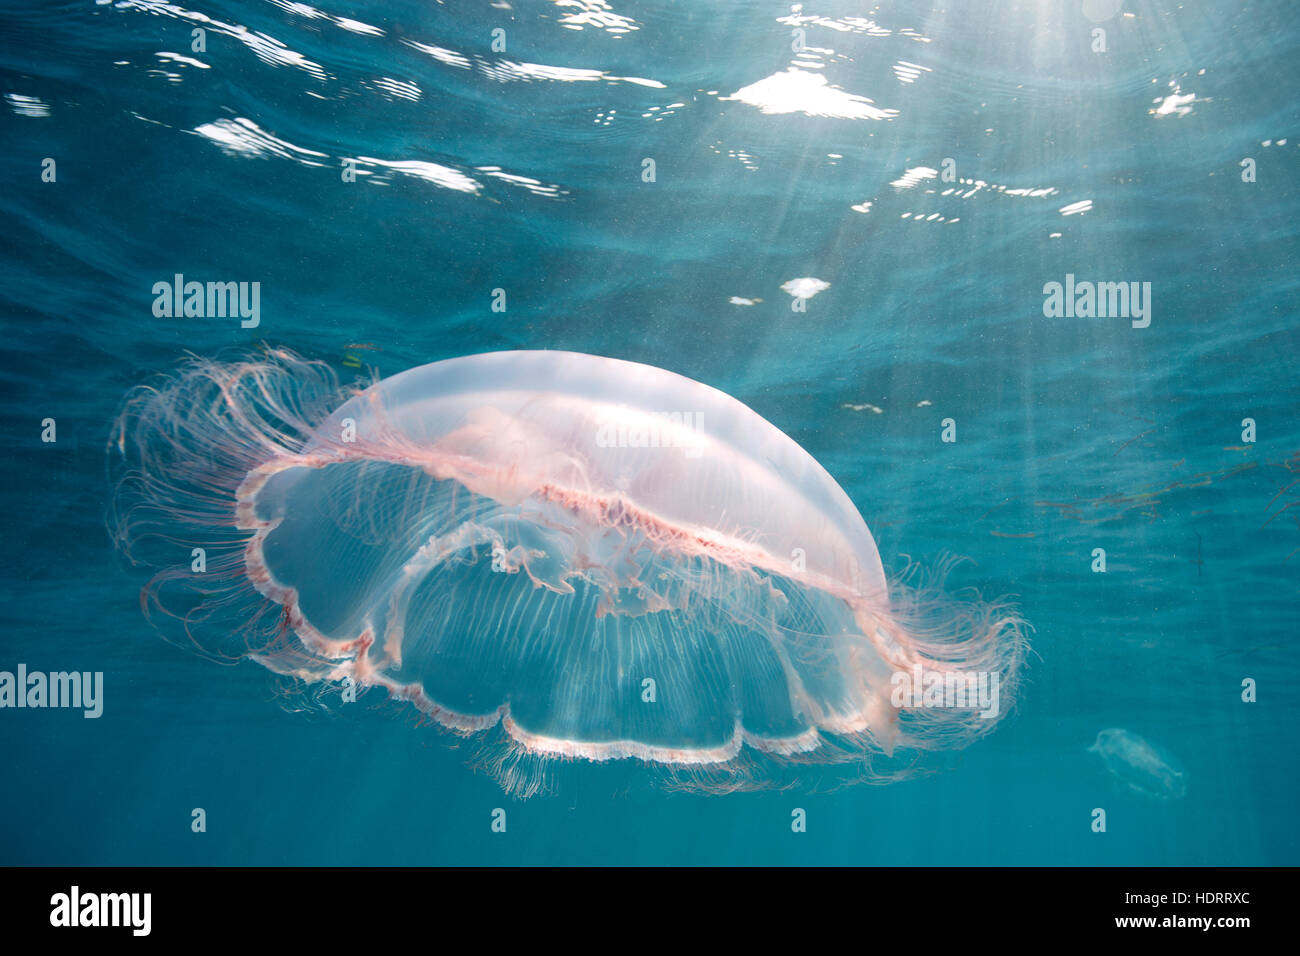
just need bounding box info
[304,349,889,594]
[113,349,1027,795]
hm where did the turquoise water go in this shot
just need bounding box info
[1,0,1297,865]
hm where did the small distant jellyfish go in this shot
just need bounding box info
[780,276,830,300]
[111,349,1029,796]
[1088,728,1187,799]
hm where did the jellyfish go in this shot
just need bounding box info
[1088,728,1187,799]
[111,349,1028,795]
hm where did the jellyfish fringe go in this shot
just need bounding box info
[109,347,372,663]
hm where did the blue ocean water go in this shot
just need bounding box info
[1,0,1297,865]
